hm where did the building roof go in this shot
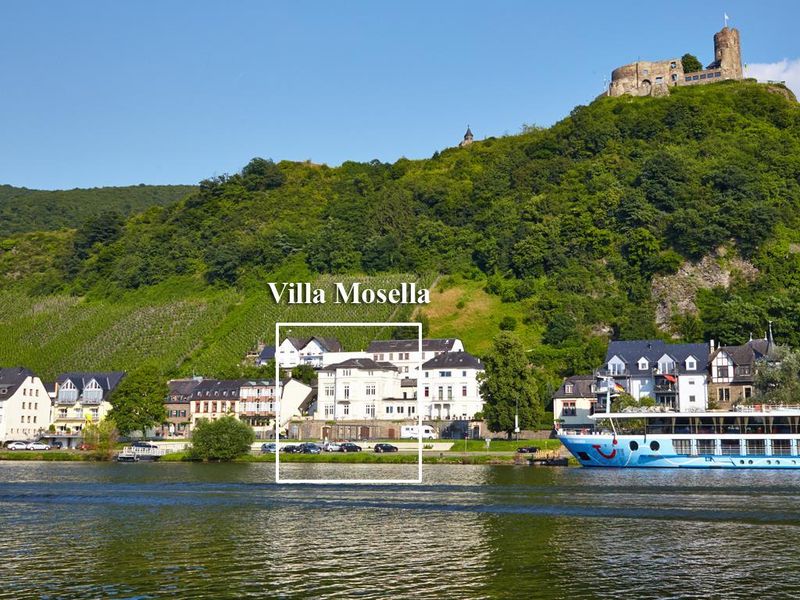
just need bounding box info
[284,336,342,353]
[258,346,276,361]
[604,340,709,375]
[422,351,483,370]
[167,378,203,400]
[191,379,246,398]
[553,374,595,399]
[56,371,125,394]
[320,358,398,372]
[713,338,771,366]
[0,367,35,399]
[367,338,459,354]
[401,378,418,387]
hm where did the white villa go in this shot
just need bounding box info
[421,351,484,420]
[276,336,342,368]
[314,358,417,421]
[0,367,51,442]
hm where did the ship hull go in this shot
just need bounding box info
[558,433,800,469]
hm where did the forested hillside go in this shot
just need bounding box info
[0,183,196,234]
[1,80,800,388]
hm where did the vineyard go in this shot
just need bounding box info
[0,273,434,380]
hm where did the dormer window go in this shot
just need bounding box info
[638,358,649,371]
[686,358,696,371]
[565,384,574,394]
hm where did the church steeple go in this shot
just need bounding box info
[459,125,474,148]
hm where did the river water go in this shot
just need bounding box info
[1,462,800,599]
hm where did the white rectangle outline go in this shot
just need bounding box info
[275,321,423,484]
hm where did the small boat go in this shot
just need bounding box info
[558,405,800,469]
[116,453,139,463]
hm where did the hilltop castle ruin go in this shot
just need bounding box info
[608,26,743,97]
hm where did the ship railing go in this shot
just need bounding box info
[734,404,800,413]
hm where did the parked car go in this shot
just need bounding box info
[50,441,63,450]
[76,443,95,451]
[323,442,342,452]
[6,441,28,451]
[339,442,362,453]
[516,446,540,454]
[132,441,158,449]
[26,441,51,451]
[280,445,300,454]
[374,443,398,453]
[298,443,322,454]
[261,443,277,454]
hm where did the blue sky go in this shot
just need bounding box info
[1,0,798,190]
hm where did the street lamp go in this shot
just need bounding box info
[514,397,520,441]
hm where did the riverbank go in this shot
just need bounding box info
[160,451,541,465]
[0,450,95,461]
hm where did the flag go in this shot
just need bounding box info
[614,383,625,393]
[724,12,729,20]
[664,374,677,383]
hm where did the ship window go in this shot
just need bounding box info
[649,441,660,452]
[720,439,739,455]
[629,441,639,451]
[577,451,590,461]
[697,439,715,455]
[746,440,766,455]
[772,440,791,456]
[673,439,691,455]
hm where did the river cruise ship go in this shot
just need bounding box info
[558,406,800,468]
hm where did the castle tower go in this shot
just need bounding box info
[459,126,474,148]
[711,27,742,80]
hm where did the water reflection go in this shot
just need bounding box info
[1,463,800,599]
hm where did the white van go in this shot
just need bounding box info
[400,425,438,439]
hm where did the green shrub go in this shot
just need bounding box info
[188,417,255,461]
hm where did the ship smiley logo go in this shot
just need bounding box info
[592,438,618,460]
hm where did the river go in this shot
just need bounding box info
[1,462,800,599]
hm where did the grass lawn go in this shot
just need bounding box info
[0,450,92,461]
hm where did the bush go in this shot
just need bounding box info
[188,417,255,461]
[499,315,517,331]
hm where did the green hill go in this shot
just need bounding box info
[0,183,196,234]
[2,81,800,386]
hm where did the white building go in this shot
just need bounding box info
[314,358,417,421]
[421,351,484,420]
[276,336,342,368]
[367,338,464,377]
[552,375,597,429]
[50,372,126,441]
[599,340,709,412]
[0,367,51,442]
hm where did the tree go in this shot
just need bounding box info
[291,363,316,385]
[478,332,543,438]
[108,367,168,437]
[753,346,797,405]
[82,418,119,460]
[189,416,255,461]
[681,53,703,73]
[241,157,285,191]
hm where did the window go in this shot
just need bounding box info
[366,384,376,396]
[562,402,576,417]
[717,365,730,379]
[692,75,699,80]
[697,439,715,455]
[699,73,707,79]
[670,61,676,68]
[609,362,624,375]
[343,385,350,400]
[673,439,691,455]
[642,68,649,75]
[689,395,696,403]
[342,404,350,416]
[397,406,404,414]
[462,371,466,377]
[386,406,394,414]
[718,388,731,403]
[409,406,415,414]
[720,439,739,455]
[671,73,678,82]
[342,369,351,377]
[325,386,334,397]
[366,404,375,418]
[687,359,696,370]
[565,384,574,394]
[746,440,766,455]
[685,77,691,82]
[439,371,452,378]
[424,386,429,397]
[738,365,752,376]
[714,71,722,78]
[389,353,393,360]
[324,404,334,417]
[447,386,453,400]
[655,76,663,83]
[744,387,752,399]
[462,385,467,397]
[438,387,444,400]
[638,359,648,371]
[772,440,791,456]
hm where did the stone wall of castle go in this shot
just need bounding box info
[608,27,743,98]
